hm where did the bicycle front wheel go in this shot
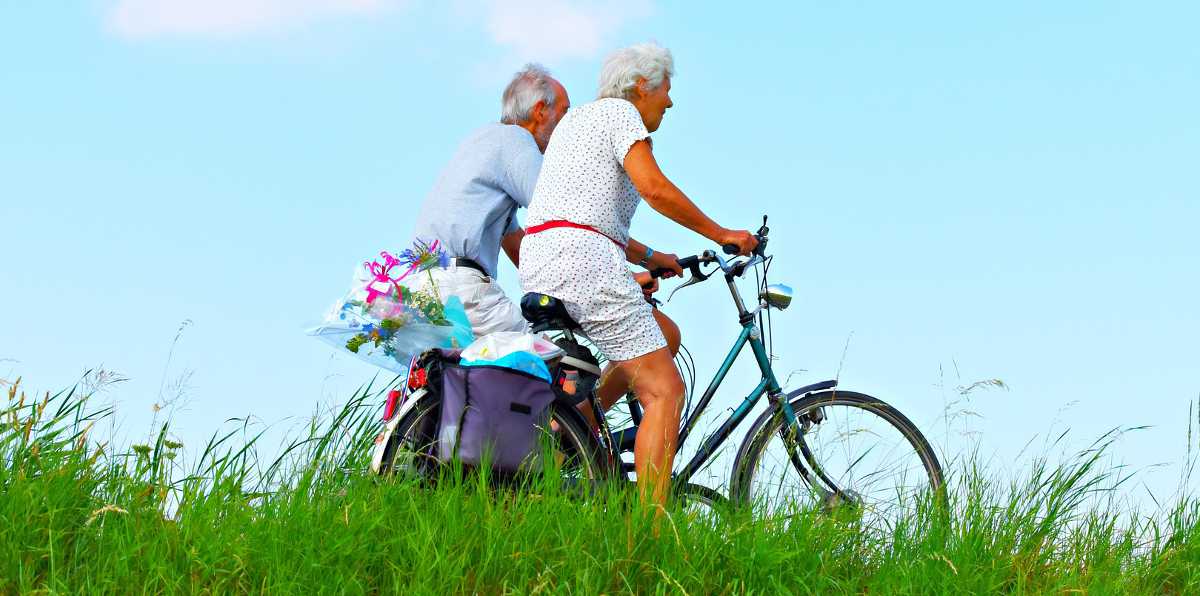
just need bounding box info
[731,390,944,528]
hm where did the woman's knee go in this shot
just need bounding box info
[615,347,683,403]
[632,369,685,413]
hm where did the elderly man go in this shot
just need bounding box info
[408,64,569,336]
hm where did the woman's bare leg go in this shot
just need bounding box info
[599,347,685,505]
[654,309,681,357]
[581,310,682,428]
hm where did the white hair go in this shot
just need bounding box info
[597,42,675,100]
[500,63,558,125]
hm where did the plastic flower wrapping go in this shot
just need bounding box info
[308,240,474,373]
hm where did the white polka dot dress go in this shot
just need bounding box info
[519,98,667,362]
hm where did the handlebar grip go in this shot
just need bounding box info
[651,254,703,278]
[722,244,740,255]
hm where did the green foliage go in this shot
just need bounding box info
[344,333,370,354]
[2,375,1199,593]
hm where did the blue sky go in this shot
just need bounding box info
[2,1,1197,501]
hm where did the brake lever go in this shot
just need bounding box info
[665,256,715,302]
[665,275,704,303]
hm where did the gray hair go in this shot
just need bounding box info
[500,63,558,125]
[597,42,675,100]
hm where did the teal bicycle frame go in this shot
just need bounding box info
[624,265,835,485]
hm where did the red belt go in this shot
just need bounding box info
[525,220,626,249]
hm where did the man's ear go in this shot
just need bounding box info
[531,100,547,123]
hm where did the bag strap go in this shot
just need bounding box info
[450,367,471,461]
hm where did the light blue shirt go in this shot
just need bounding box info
[410,123,543,278]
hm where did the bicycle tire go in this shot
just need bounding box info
[658,482,725,526]
[730,390,944,525]
[675,480,728,508]
[377,393,606,483]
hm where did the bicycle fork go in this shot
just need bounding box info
[774,381,861,509]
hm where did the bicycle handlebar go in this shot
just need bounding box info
[648,216,771,290]
[648,244,766,281]
[724,231,769,258]
[649,254,703,279]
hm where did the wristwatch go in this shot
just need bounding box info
[638,246,655,268]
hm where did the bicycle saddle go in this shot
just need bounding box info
[520,293,582,333]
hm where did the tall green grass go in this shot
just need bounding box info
[3,375,1199,594]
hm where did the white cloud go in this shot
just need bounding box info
[484,0,653,63]
[107,0,403,38]
[105,0,653,64]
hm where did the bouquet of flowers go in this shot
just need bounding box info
[308,240,474,373]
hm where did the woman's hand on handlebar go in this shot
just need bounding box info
[718,229,759,256]
[645,250,683,278]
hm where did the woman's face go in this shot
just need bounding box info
[635,76,673,132]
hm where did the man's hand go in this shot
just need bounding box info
[645,250,683,278]
[717,229,758,256]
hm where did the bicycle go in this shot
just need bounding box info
[374,215,945,525]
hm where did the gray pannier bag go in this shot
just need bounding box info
[431,349,557,472]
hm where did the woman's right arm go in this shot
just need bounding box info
[623,140,757,255]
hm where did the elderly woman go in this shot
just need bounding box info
[519,42,757,504]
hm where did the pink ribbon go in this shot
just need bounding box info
[362,240,443,304]
[362,252,406,304]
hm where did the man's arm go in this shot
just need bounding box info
[498,132,540,269]
[501,228,524,267]
[504,132,543,208]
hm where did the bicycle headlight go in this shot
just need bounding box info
[760,283,794,310]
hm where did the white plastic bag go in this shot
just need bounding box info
[308,242,474,374]
[460,331,564,363]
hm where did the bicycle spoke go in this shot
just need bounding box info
[737,393,942,531]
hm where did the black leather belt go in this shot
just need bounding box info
[450,257,488,276]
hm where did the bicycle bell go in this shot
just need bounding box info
[760,283,794,310]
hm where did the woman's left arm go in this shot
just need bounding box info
[625,237,682,277]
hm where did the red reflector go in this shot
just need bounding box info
[407,367,428,390]
[383,389,400,421]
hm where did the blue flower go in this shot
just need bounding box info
[398,238,449,273]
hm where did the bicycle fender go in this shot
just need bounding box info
[784,379,838,399]
[369,388,429,474]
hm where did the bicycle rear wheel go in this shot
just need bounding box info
[377,393,606,485]
[731,390,944,529]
